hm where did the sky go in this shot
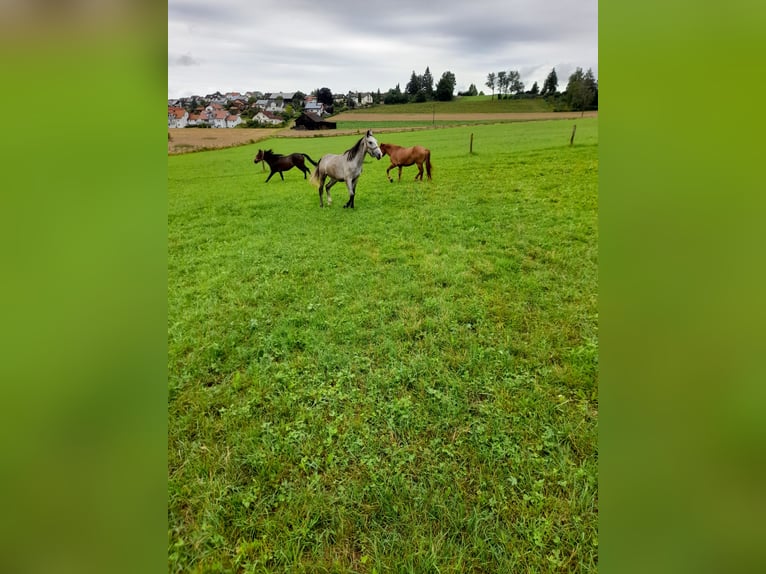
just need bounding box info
[168,0,597,99]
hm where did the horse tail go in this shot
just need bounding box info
[302,153,319,167]
[425,151,433,181]
[309,164,321,187]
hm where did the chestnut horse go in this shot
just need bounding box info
[253,149,319,182]
[379,143,432,182]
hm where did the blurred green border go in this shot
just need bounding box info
[601,1,766,573]
[2,1,765,572]
[0,13,168,574]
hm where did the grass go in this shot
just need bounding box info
[334,119,554,131]
[339,95,556,115]
[168,119,598,572]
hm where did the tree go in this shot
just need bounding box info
[564,67,598,111]
[405,71,421,97]
[485,72,496,100]
[529,81,539,96]
[316,87,333,107]
[422,67,434,97]
[291,91,306,109]
[584,68,598,109]
[434,71,456,101]
[384,83,408,105]
[507,70,524,96]
[541,68,558,96]
[316,87,334,114]
[496,71,507,99]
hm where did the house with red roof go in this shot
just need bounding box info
[168,106,188,128]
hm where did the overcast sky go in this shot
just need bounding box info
[168,0,597,99]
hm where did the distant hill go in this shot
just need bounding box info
[337,95,556,115]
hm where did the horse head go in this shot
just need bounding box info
[365,130,382,160]
[253,149,264,164]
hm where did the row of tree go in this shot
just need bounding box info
[382,66,458,104]
[377,65,597,110]
[485,67,598,110]
[485,70,525,98]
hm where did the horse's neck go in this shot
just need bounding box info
[354,148,366,167]
[352,143,369,168]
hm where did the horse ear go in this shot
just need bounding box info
[366,129,372,137]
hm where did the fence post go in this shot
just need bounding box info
[569,124,577,146]
[470,133,474,154]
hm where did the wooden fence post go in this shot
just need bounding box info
[569,124,577,146]
[470,133,474,154]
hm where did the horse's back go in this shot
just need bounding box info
[318,153,346,179]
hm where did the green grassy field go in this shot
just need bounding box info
[334,119,544,131]
[169,119,598,572]
[340,95,556,115]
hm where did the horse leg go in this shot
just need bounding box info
[279,171,284,181]
[297,160,308,179]
[397,166,403,182]
[265,169,276,182]
[325,178,337,206]
[415,162,424,181]
[318,174,326,207]
[386,164,395,183]
[343,177,358,208]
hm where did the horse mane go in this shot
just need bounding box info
[344,136,365,162]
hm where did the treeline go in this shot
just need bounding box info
[485,67,598,111]
[374,65,598,111]
[382,67,458,104]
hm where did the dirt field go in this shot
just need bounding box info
[168,128,278,155]
[168,111,597,155]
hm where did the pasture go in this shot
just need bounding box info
[339,95,558,115]
[168,119,598,572]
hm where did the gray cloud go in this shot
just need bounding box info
[168,0,597,98]
[168,52,201,67]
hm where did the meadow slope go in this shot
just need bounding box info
[168,119,598,572]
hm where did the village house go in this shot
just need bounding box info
[168,106,188,128]
[170,86,383,129]
[229,99,247,112]
[252,110,283,126]
[209,110,229,128]
[304,100,325,116]
[345,91,374,108]
[187,112,205,126]
[255,92,295,114]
